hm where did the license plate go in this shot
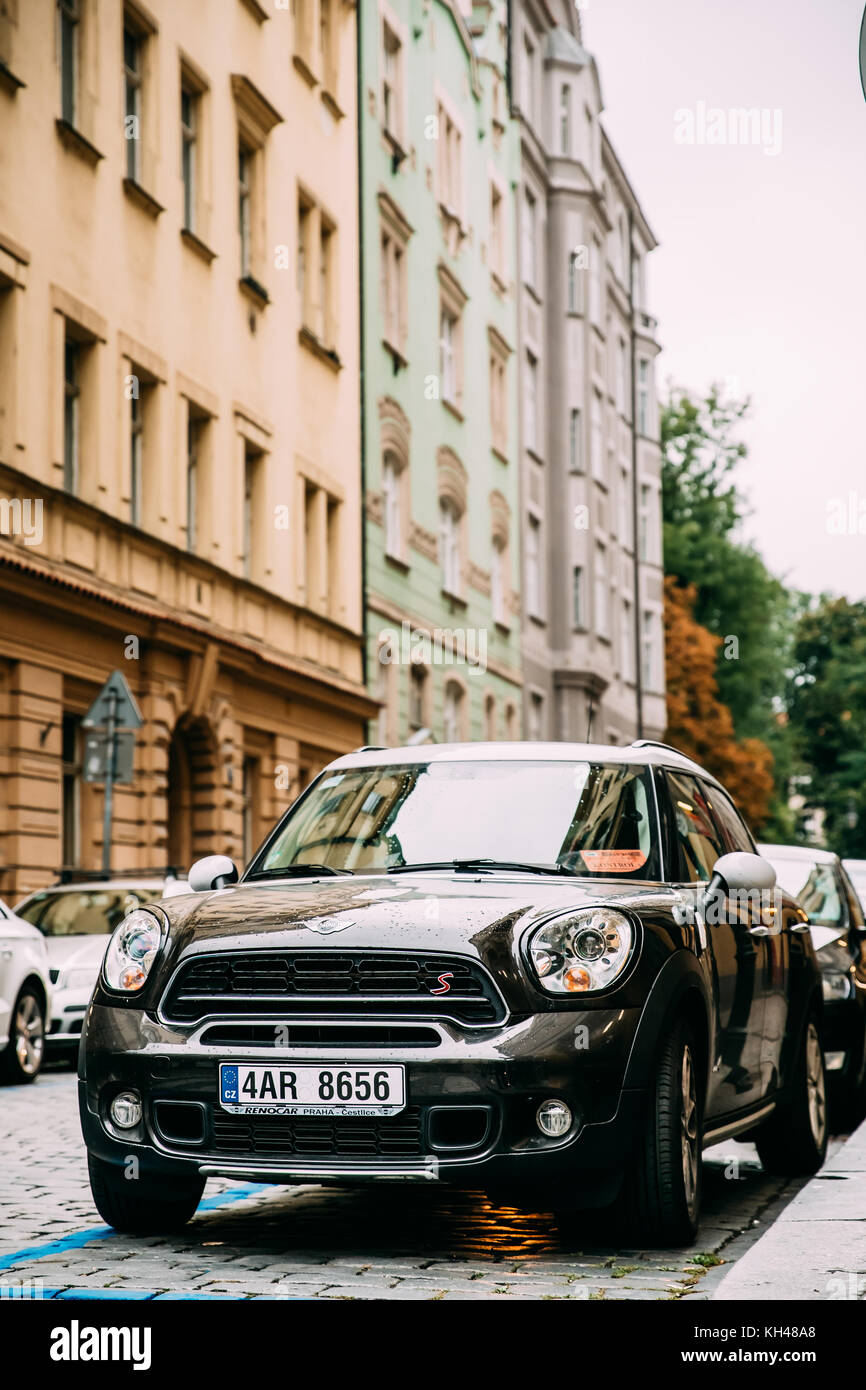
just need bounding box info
[218,1062,406,1117]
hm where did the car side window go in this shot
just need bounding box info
[707,787,756,855]
[840,868,865,929]
[665,771,727,882]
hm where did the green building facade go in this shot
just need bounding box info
[360,0,523,746]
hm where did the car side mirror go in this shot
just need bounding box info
[707,851,777,901]
[188,855,239,893]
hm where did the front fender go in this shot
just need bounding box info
[621,949,712,1097]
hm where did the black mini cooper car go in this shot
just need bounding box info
[79,741,828,1246]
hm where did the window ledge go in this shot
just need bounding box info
[322,89,345,122]
[181,228,218,265]
[525,446,545,466]
[440,587,468,610]
[293,53,318,89]
[383,127,408,173]
[0,60,26,95]
[490,269,508,296]
[494,619,511,637]
[239,274,270,309]
[442,397,465,423]
[382,338,408,373]
[299,325,342,372]
[491,444,509,465]
[122,177,164,219]
[385,551,410,575]
[55,118,104,168]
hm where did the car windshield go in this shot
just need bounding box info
[16,887,163,937]
[764,856,843,927]
[250,759,660,880]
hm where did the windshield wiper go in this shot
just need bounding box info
[245,864,353,880]
[385,858,574,877]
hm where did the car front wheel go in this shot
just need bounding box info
[620,1018,702,1246]
[0,987,45,1084]
[87,1154,205,1235]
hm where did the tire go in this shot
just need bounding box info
[619,1019,703,1246]
[755,1016,829,1175]
[87,1154,205,1235]
[0,987,46,1085]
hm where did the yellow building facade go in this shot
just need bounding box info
[0,0,372,897]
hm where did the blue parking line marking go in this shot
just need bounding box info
[0,1182,271,1274]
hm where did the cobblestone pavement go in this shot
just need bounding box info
[0,1068,841,1301]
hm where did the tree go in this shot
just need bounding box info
[664,577,774,830]
[788,596,866,856]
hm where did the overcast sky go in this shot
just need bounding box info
[583,0,866,601]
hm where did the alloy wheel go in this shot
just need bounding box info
[14,995,44,1076]
[680,1045,699,1212]
[805,1021,827,1148]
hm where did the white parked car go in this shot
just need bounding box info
[14,876,186,1054]
[0,898,52,1083]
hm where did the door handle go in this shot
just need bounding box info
[789,923,811,933]
[749,924,772,937]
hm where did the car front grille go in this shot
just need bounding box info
[209,1105,424,1159]
[161,951,505,1027]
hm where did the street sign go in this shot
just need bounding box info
[82,670,143,730]
[83,729,135,785]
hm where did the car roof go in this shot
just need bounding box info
[843,859,866,871]
[326,740,721,782]
[18,879,171,898]
[758,842,839,866]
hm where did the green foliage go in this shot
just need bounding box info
[788,597,866,856]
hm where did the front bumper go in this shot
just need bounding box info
[79,1002,646,1189]
[48,986,91,1045]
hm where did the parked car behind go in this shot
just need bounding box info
[759,843,866,1127]
[843,859,866,913]
[0,898,52,1083]
[15,874,186,1056]
[80,741,828,1247]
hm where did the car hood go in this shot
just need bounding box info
[148,872,680,1002]
[44,935,110,969]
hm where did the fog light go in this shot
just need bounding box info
[110,1091,142,1129]
[536,1099,572,1138]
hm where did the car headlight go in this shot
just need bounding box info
[528,908,635,994]
[102,909,165,993]
[58,967,97,993]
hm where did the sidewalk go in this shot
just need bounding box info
[714,1119,866,1300]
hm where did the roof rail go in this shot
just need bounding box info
[351,746,386,754]
[629,739,698,762]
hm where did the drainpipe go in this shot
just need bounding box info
[628,209,644,740]
[356,4,369,698]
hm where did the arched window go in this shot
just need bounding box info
[443,679,465,743]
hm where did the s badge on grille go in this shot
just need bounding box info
[430,972,454,995]
[308,917,354,935]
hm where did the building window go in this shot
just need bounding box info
[522,188,536,289]
[568,251,582,313]
[569,407,582,472]
[642,609,658,691]
[639,483,650,561]
[528,690,544,741]
[590,390,603,481]
[504,701,519,740]
[297,194,311,327]
[436,101,463,219]
[180,79,198,232]
[526,512,542,619]
[319,217,334,347]
[63,334,80,494]
[621,600,634,683]
[589,236,602,326]
[319,0,335,92]
[123,20,143,181]
[59,0,80,126]
[595,542,609,637]
[525,351,538,453]
[409,664,427,732]
[484,694,497,741]
[491,538,506,626]
[559,83,571,155]
[242,444,265,581]
[439,497,461,596]
[443,680,464,743]
[382,16,404,144]
[521,31,536,119]
[638,357,650,436]
[380,217,408,357]
[439,304,460,408]
[382,450,403,561]
[489,343,508,455]
[61,713,81,870]
[618,465,630,547]
[489,182,505,283]
[238,143,252,277]
[186,410,205,554]
[616,337,628,416]
[573,566,584,628]
[129,391,143,525]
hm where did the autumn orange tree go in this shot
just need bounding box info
[664,577,774,829]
